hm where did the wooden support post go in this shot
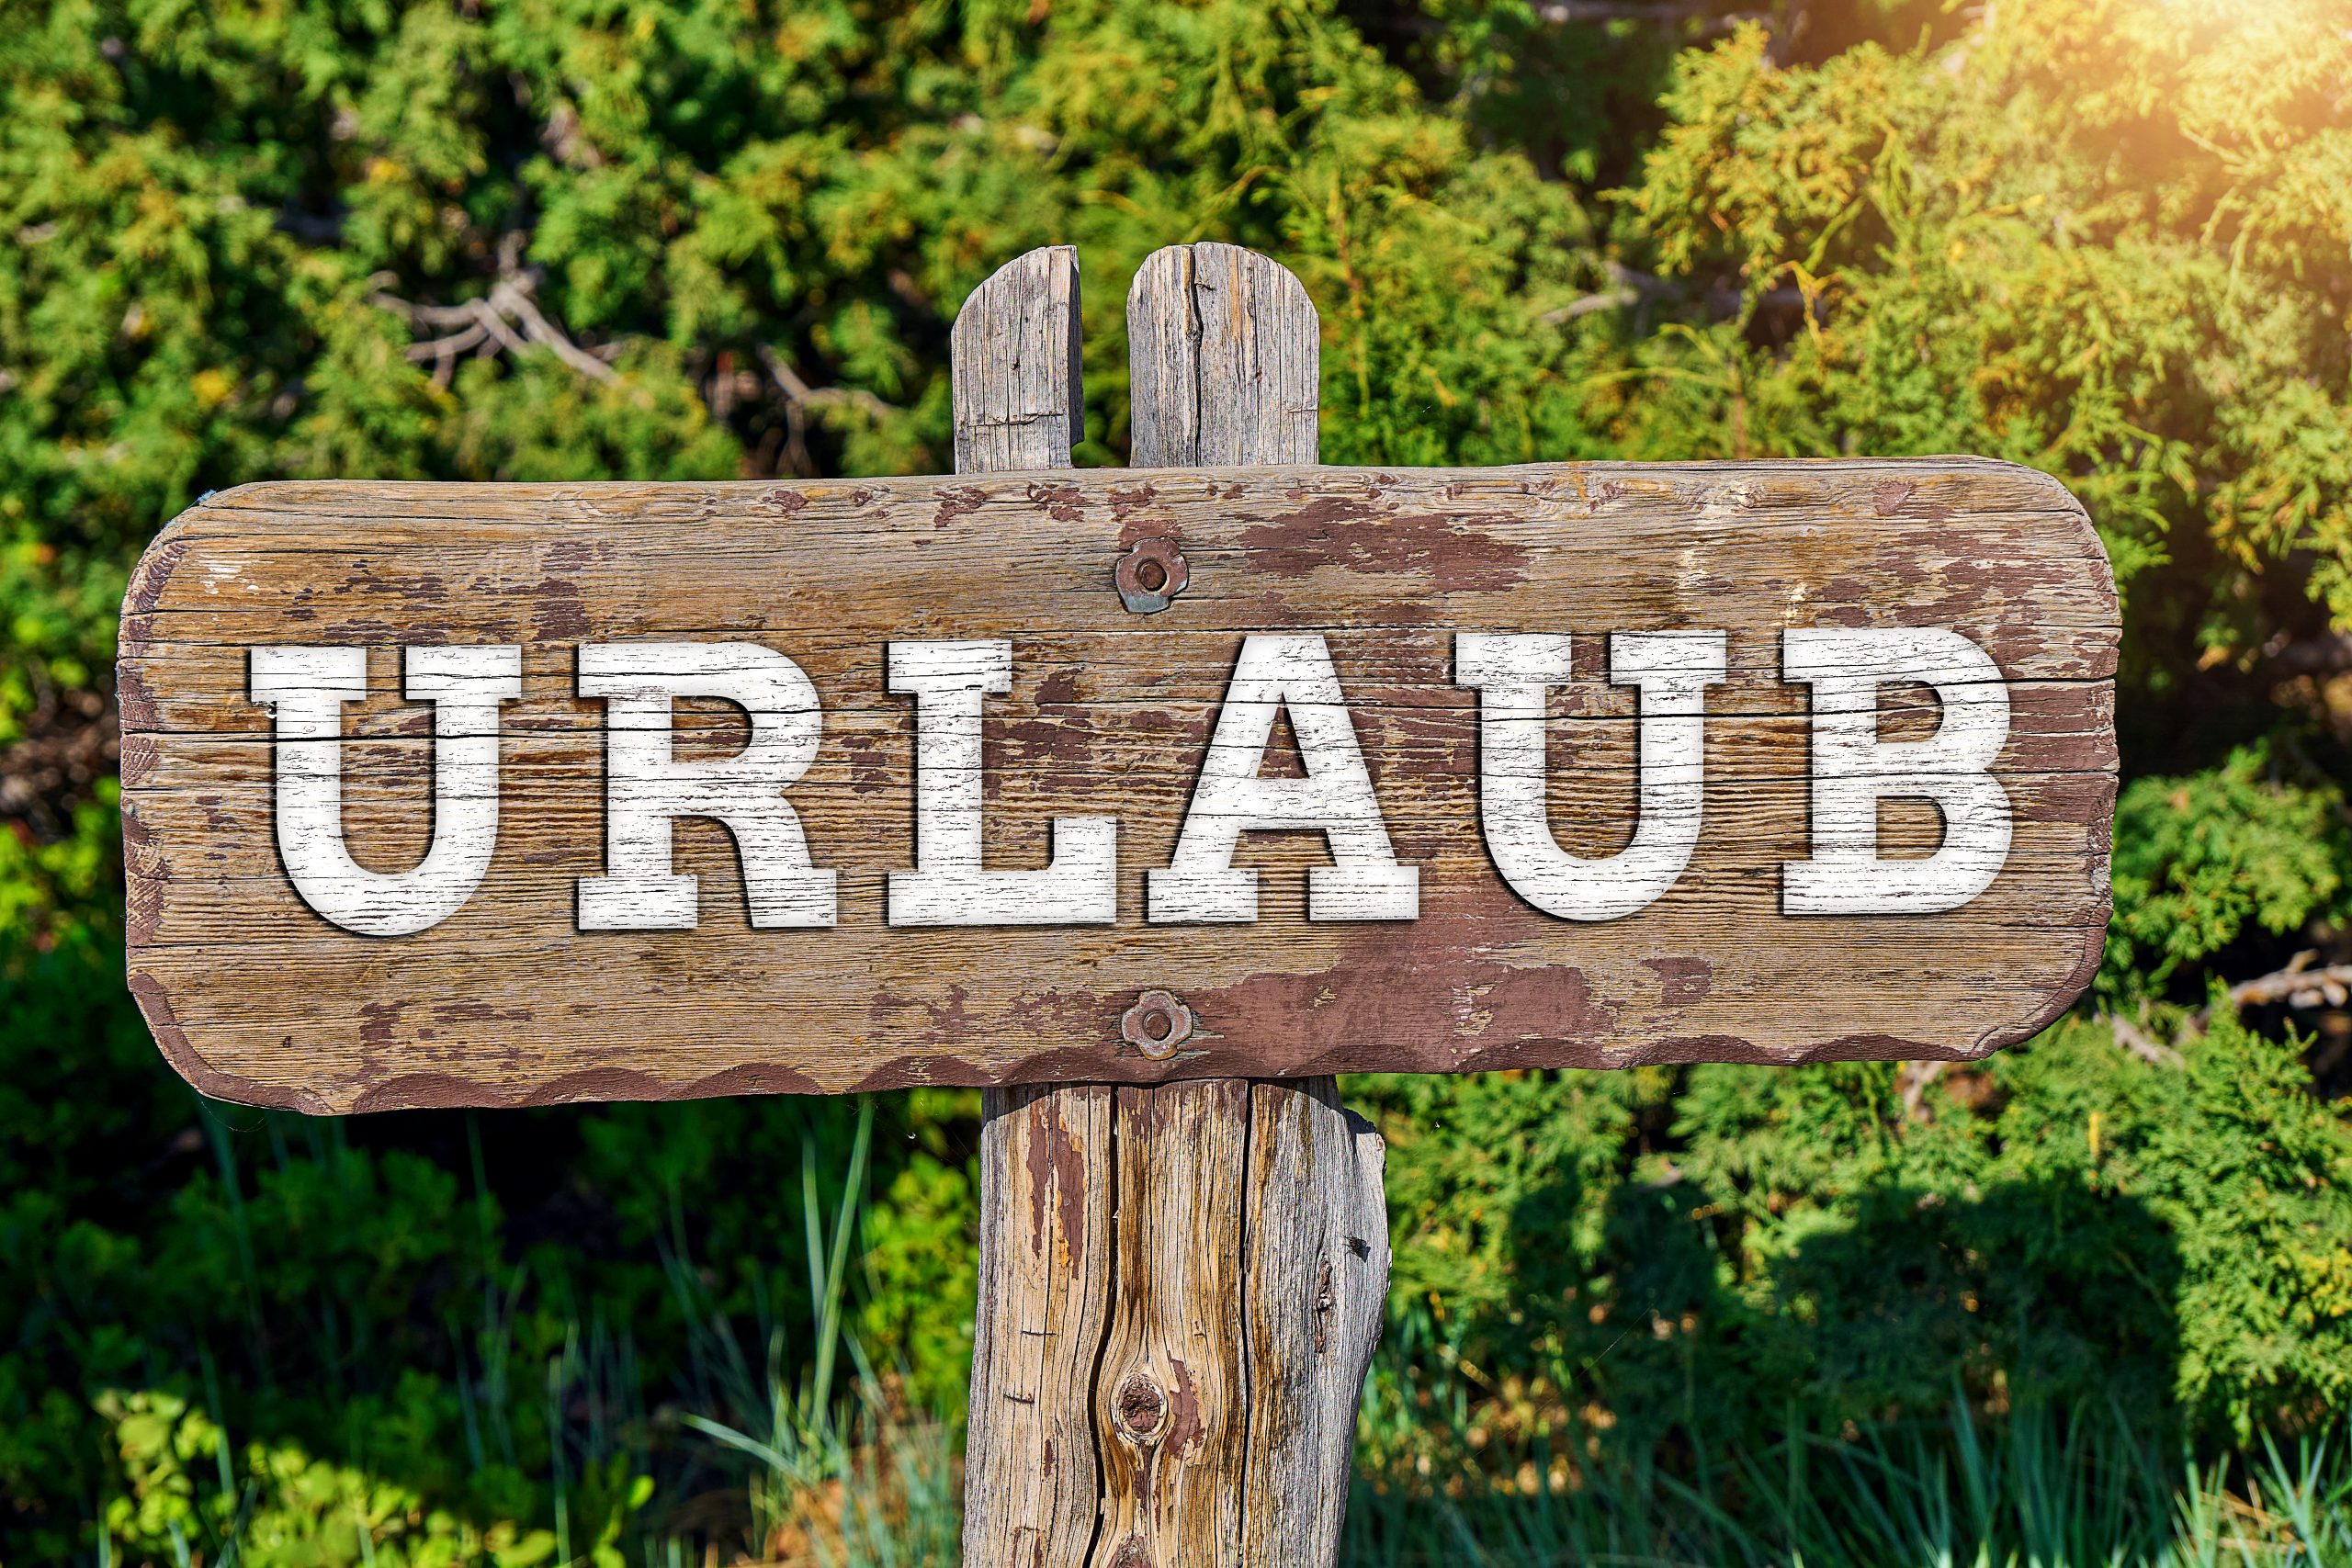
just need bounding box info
[956,247,1121,1568]
[1126,242,1321,468]
[955,243,1392,1568]
[952,244,1087,475]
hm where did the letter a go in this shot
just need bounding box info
[250,644,521,937]
[1148,633,1418,922]
[577,642,836,931]
[1456,631,1724,920]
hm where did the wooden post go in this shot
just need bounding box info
[955,244,1392,1568]
[954,247,1122,1568]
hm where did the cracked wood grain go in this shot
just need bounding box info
[1085,246,1389,1568]
[1087,1077,1252,1568]
[1238,1077,1389,1566]
[966,1081,1115,1568]
[957,249,1117,1568]
[1127,242,1317,468]
[955,246,1085,475]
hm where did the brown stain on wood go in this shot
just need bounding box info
[932,486,988,529]
[1236,497,1532,592]
[1023,1095,1090,1265]
[1643,955,1713,1005]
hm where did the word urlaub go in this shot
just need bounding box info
[249,627,2011,938]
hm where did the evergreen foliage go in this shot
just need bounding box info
[4,0,2349,1560]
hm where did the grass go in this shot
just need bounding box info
[84,1107,2352,1567]
[101,1371,2350,1566]
[1341,1401,2352,1567]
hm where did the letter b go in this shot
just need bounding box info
[1782,627,2013,914]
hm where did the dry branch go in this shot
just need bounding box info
[372,250,914,464]
[2221,953,2352,1014]
[2111,952,2352,1066]
[1897,1058,1950,1120]
[2110,1012,2185,1068]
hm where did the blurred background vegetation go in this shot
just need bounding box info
[6,0,2352,1562]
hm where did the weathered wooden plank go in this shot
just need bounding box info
[116,474,2119,680]
[119,743,2119,875]
[1238,1078,1389,1567]
[115,453,2119,1111]
[1127,243,1318,468]
[952,248,1115,1568]
[953,246,1084,475]
[966,1082,1116,1568]
[119,724,2119,955]
[1079,245,1352,1568]
[1087,1077,1253,1568]
[119,669,2114,758]
[128,454,2090,525]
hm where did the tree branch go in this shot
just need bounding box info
[1897,1058,1950,1120]
[1542,288,1642,324]
[373,258,614,389]
[757,345,898,423]
[2109,1013,2185,1068]
[752,345,905,479]
[372,251,908,454]
[2216,953,2352,1014]
[488,279,616,383]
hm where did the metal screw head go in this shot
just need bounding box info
[1114,537,1189,614]
[1119,989,1194,1059]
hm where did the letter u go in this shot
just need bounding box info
[249,645,522,936]
[1456,631,1725,920]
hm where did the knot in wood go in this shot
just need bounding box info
[1113,1372,1170,1441]
[1119,989,1194,1059]
[1109,1536,1152,1568]
[1114,536,1188,614]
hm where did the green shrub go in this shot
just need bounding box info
[2105,746,2352,1004]
[1354,1004,2352,1486]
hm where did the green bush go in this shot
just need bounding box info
[1358,1004,2352,1483]
[2105,745,2352,1004]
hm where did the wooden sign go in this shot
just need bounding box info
[119,458,2117,1113]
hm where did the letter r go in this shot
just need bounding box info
[577,642,836,931]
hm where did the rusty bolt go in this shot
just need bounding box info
[1114,537,1189,614]
[1120,989,1194,1060]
